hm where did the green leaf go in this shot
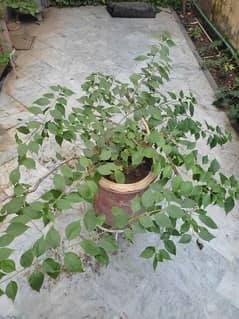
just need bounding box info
[179,234,192,244]
[99,150,111,161]
[158,249,171,260]
[53,174,65,192]
[20,249,34,268]
[42,258,61,279]
[28,120,41,129]
[199,227,215,241]
[65,220,81,240]
[80,240,101,256]
[28,142,39,154]
[0,247,13,261]
[7,223,29,237]
[180,181,193,196]
[28,106,42,115]
[6,281,18,301]
[4,197,24,214]
[64,252,83,273]
[141,189,155,209]
[97,163,119,175]
[78,181,97,201]
[209,159,220,174]
[115,170,125,183]
[164,239,176,255]
[33,237,47,257]
[130,196,141,213]
[152,161,161,175]
[17,126,30,134]
[34,97,49,106]
[132,151,143,166]
[153,255,158,270]
[96,215,106,226]
[0,234,14,247]
[22,158,36,170]
[13,184,25,196]
[163,165,173,178]
[60,165,73,178]
[224,197,235,214]
[67,192,83,203]
[135,55,148,61]
[181,199,196,208]
[17,144,28,158]
[180,222,190,233]
[166,205,184,219]
[0,288,4,296]
[45,227,61,249]
[202,194,211,208]
[79,157,91,168]
[9,168,20,185]
[56,199,72,210]
[129,73,141,86]
[95,248,109,266]
[124,229,134,242]
[44,93,54,99]
[84,208,97,231]
[202,155,209,164]
[28,271,44,292]
[140,246,155,259]
[112,207,129,229]
[11,214,30,224]
[101,236,118,254]
[199,215,217,229]
[0,259,16,273]
[139,215,154,228]
[154,213,172,228]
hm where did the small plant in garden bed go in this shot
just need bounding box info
[52,0,105,6]
[0,51,10,65]
[190,24,202,41]
[179,5,239,95]
[0,0,38,16]
[0,33,238,301]
[213,77,239,129]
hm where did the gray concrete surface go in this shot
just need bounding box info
[0,6,239,319]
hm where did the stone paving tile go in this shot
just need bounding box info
[0,6,239,319]
[217,263,239,309]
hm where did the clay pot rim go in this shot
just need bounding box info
[98,171,156,194]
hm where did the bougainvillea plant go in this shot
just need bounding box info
[0,34,238,301]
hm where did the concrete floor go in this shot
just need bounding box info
[1,6,239,319]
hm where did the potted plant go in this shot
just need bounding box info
[0,33,238,300]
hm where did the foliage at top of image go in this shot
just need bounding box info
[52,0,182,8]
[0,33,237,301]
[0,0,38,15]
[150,0,182,9]
[52,0,105,6]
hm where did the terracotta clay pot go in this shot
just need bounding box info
[94,171,156,226]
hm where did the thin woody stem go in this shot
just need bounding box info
[2,156,81,203]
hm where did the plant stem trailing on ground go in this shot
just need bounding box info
[0,33,238,301]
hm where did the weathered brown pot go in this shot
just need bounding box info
[94,171,156,226]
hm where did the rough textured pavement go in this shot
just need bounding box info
[0,6,239,319]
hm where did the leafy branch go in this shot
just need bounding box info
[0,33,238,300]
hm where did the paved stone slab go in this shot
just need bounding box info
[0,6,239,319]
